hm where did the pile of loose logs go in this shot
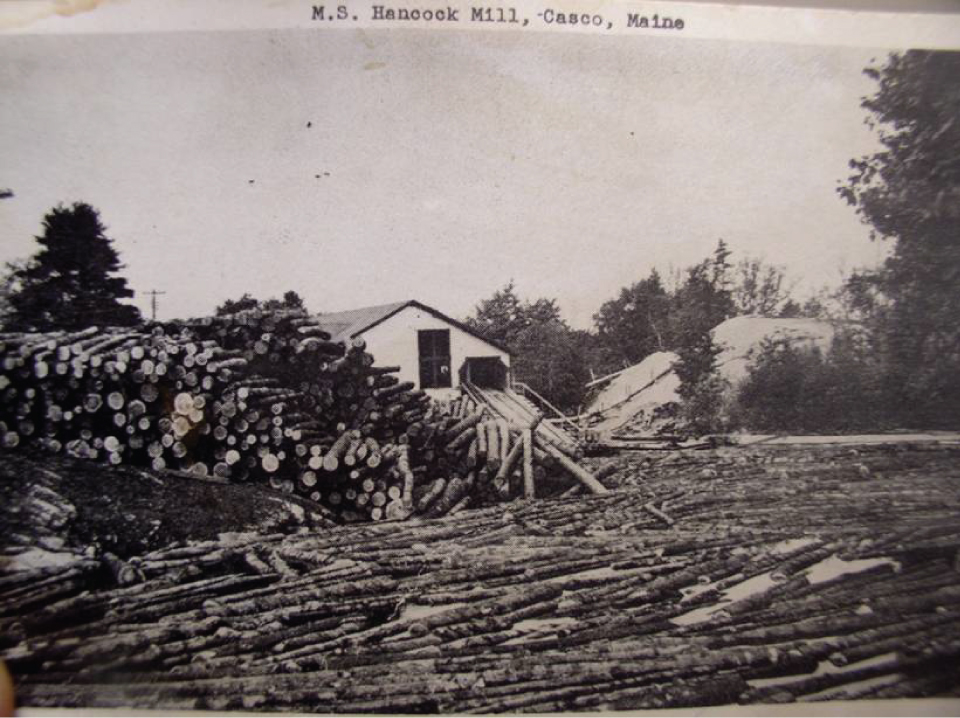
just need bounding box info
[0,309,603,522]
[425,394,608,509]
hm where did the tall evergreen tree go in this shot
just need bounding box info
[670,241,736,436]
[7,203,141,331]
[671,239,735,343]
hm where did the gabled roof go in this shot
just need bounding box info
[315,300,510,354]
[314,301,409,344]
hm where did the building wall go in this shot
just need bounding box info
[358,305,510,400]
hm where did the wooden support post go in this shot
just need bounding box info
[485,420,500,474]
[498,419,511,464]
[493,433,523,498]
[522,428,534,499]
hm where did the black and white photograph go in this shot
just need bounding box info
[1,0,959,713]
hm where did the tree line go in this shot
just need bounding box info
[466,50,960,432]
[3,50,957,434]
[464,242,815,417]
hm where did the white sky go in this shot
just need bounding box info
[0,28,887,328]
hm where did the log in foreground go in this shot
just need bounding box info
[4,443,960,712]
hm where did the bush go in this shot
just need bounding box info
[731,329,890,433]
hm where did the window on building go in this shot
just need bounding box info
[418,329,451,389]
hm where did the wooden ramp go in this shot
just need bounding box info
[462,382,581,456]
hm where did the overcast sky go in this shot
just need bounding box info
[0,28,887,327]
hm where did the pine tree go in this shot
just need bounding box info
[7,203,141,331]
[670,240,736,436]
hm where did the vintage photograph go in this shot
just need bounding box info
[1,1,959,713]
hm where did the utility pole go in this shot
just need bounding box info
[144,290,166,321]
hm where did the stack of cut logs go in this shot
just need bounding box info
[0,310,603,522]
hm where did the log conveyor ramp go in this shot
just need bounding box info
[462,382,581,456]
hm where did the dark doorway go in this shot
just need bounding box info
[418,329,451,389]
[460,357,508,390]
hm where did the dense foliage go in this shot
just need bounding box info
[5,203,142,331]
[593,270,674,366]
[731,329,887,433]
[466,243,799,427]
[466,283,591,413]
[836,50,960,428]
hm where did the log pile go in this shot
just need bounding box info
[3,442,960,712]
[0,311,602,522]
[428,391,606,505]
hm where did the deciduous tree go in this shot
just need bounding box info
[465,281,526,346]
[466,283,588,413]
[732,258,795,316]
[839,49,960,427]
[593,270,672,366]
[216,290,307,316]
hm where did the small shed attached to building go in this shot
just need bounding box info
[315,300,511,399]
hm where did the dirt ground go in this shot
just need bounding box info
[2,440,960,712]
[0,449,333,562]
